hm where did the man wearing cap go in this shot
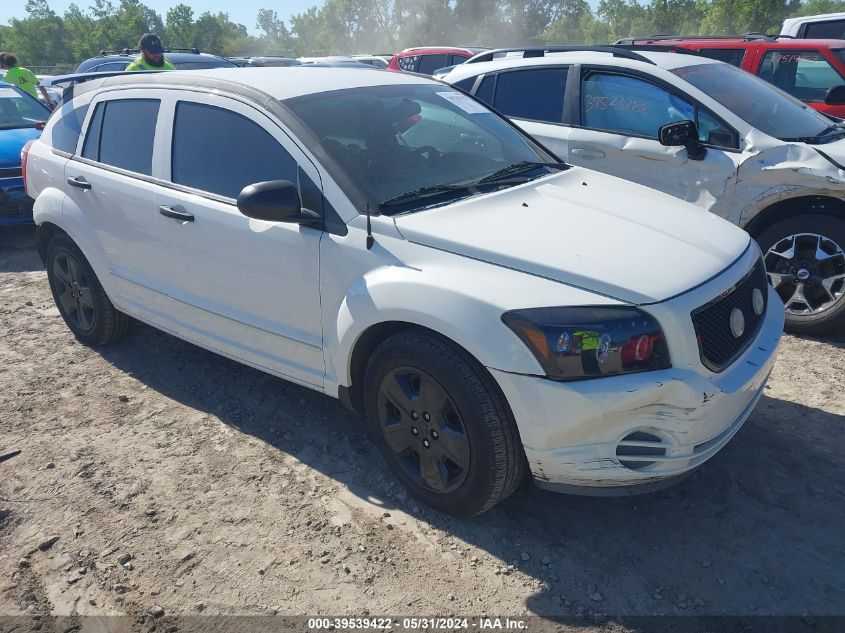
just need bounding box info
[126,34,175,71]
[0,53,41,98]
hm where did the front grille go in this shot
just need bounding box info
[691,258,768,372]
[0,167,22,179]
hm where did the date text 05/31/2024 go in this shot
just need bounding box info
[307,618,529,630]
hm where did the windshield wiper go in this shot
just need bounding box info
[379,184,477,209]
[476,161,567,185]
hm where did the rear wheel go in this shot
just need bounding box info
[46,234,130,346]
[757,214,845,336]
[363,329,525,517]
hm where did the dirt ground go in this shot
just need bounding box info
[1,224,844,631]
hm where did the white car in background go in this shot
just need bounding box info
[24,67,781,515]
[782,12,845,38]
[441,46,845,334]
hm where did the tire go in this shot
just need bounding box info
[46,234,130,346]
[756,214,845,336]
[363,329,526,517]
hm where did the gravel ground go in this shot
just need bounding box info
[1,225,844,631]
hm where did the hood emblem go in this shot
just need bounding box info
[730,308,746,338]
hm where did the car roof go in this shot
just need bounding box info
[77,52,236,71]
[69,66,434,101]
[628,36,845,49]
[442,49,714,82]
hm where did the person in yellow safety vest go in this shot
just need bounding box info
[125,34,175,72]
[574,330,601,374]
[0,53,40,98]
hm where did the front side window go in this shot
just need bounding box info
[673,62,833,140]
[450,54,469,66]
[285,84,560,214]
[417,54,449,75]
[494,68,567,123]
[171,101,297,199]
[581,72,694,138]
[81,99,159,175]
[757,50,845,102]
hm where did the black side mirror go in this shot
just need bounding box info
[237,180,321,225]
[658,120,706,161]
[825,85,845,106]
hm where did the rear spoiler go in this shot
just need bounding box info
[41,70,159,104]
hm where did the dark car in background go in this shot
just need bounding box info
[76,49,238,73]
[0,82,50,225]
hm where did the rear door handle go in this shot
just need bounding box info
[159,205,194,222]
[571,148,606,159]
[66,176,92,190]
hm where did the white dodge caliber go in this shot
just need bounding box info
[24,68,783,516]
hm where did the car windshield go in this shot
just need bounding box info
[284,84,562,214]
[671,62,834,140]
[0,86,49,130]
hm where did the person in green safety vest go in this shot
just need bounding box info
[0,53,40,98]
[125,34,175,72]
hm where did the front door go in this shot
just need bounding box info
[146,93,325,387]
[563,69,744,218]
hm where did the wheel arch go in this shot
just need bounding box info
[35,221,67,266]
[743,194,845,238]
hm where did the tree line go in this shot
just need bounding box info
[2,0,845,72]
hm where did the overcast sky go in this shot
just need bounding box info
[4,0,319,34]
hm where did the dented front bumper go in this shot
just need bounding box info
[490,282,784,495]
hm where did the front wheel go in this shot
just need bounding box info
[757,214,845,336]
[363,329,526,517]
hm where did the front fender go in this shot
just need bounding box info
[321,226,622,394]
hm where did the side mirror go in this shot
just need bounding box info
[658,120,706,161]
[237,180,321,225]
[825,85,845,106]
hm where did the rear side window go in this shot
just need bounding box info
[50,104,89,154]
[803,20,845,39]
[81,99,159,175]
[417,54,449,75]
[494,68,567,123]
[171,101,297,199]
[93,61,129,72]
[397,55,419,72]
[757,50,845,102]
[697,48,746,67]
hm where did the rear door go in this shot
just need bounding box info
[149,92,325,387]
[564,68,744,215]
[64,90,165,309]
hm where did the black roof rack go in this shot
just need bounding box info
[614,43,701,55]
[466,45,656,65]
[615,33,793,44]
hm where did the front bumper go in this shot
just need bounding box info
[490,284,784,494]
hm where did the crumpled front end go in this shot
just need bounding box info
[490,249,784,495]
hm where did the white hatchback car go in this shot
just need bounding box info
[441,47,845,335]
[25,68,782,515]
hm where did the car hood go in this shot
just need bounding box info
[0,127,40,169]
[393,168,750,305]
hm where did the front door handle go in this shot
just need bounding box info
[66,176,92,190]
[571,148,606,159]
[159,205,194,222]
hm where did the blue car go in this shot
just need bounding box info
[1,81,51,226]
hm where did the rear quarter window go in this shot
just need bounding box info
[49,104,89,154]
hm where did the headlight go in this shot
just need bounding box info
[501,306,671,381]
